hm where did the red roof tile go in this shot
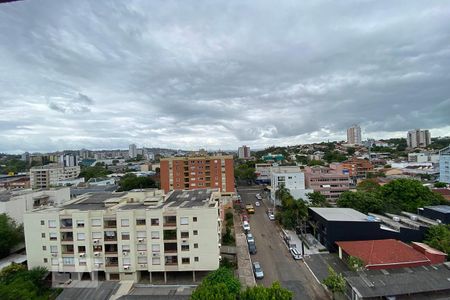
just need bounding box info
[336,239,430,267]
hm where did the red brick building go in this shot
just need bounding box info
[331,157,374,179]
[336,239,446,270]
[160,155,234,193]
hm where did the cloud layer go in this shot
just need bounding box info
[0,0,449,152]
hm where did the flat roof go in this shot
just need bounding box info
[346,264,450,297]
[425,205,450,214]
[309,207,370,222]
[164,189,215,208]
[63,192,126,210]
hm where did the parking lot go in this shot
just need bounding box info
[237,185,329,300]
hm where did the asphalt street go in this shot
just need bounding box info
[237,185,329,300]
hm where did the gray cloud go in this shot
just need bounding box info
[0,0,449,153]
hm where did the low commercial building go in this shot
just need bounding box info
[254,163,272,184]
[336,239,446,270]
[304,166,350,203]
[30,164,81,189]
[418,205,450,224]
[0,188,70,223]
[0,175,30,190]
[24,188,221,282]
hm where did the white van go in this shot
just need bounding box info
[290,247,302,260]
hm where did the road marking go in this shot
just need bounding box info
[303,259,321,285]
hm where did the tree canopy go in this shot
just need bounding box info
[0,214,24,258]
[117,173,157,191]
[240,282,293,300]
[79,164,112,181]
[424,224,450,257]
[307,192,329,207]
[275,185,309,229]
[322,266,346,296]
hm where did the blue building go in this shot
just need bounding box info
[439,146,450,183]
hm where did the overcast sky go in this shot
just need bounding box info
[1,0,449,153]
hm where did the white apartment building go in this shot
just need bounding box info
[0,188,70,224]
[439,146,450,184]
[24,189,221,283]
[129,144,137,159]
[347,124,362,145]
[270,166,313,203]
[408,153,440,163]
[407,129,431,148]
[30,164,81,189]
[238,145,251,159]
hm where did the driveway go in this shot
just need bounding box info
[237,186,329,300]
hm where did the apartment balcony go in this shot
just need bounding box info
[104,220,117,228]
[60,218,73,230]
[163,216,177,227]
[61,233,74,243]
[163,230,177,241]
[164,242,178,254]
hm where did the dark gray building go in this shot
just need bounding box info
[418,205,450,224]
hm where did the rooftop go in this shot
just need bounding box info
[336,239,430,268]
[309,207,371,222]
[346,264,450,298]
[424,205,450,214]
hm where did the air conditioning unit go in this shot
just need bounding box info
[123,265,130,270]
[51,253,57,257]
[93,239,100,244]
[139,251,146,256]
[152,253,160,257]
[94,252,101,257]
[94,263,101,268]
[122,251,129,256]
[79,253,85,257]
[138,238,144,243]
[140,264,147,268]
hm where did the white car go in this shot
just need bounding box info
[255,201,260,207]
[246,233,255,243]
[243,221,250,232]
[255,194,262,200]
[267,210,275,220]
[290,247,302,260]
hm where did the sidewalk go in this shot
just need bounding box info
[234,213,256,287]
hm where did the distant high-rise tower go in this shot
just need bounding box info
[407,129,431,148]
[129,144,137,158]
[347,125,362,145]
[238,145,251,159]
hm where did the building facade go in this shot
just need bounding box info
[304,166,350,203]
[407,129,431,148]
[439,146,450,184]
[129,144,137,159]
[24,189,221,283]
[347,124,362,145]
[160,155,234,193]
[237,145,251,159]
[270,166,313,202]
[30,164,81,189]
[331,157,374,180]
[254,163,272,184]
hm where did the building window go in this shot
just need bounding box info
[151,231,160,239]
[152,244,160,252]
[77,233,85,241]
[182,257,190,264]
[136,219,146,226]
[40,220,45,225]
[137,244,147,251]
[152,257,161,265]
[92,232,102,239]
[48,220,57,228]
[138,257,147,264]
[42,246,47,251]
[49,232,57,241]
[78,246,86,253]
[50,245,58,253]
[121,219,129,227]
[123,258,131,266]
[121,232,130,240]
[193,217,197,222]
[180,217,189,225]
[194,257,199,262]
[51,258,58,265]
[151,218,160,226]
[62,257,74,265]
[194,243,198,248]
[181,244,189,251]
[122,245,130,252]
[181,231,189,238]
[42,233,46,238]
[91,219,101,227]
[193,230,198,235]
[43,258,48,263]
[137,231,146,238]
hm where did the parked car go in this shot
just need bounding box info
[246,233,255,243]
[255,194,262,200]
[252,262,264,279]
[267,209,275,221]
[248,241,257,254]
[243,221,250,232]
[255,201,260,207]
[290,247,302,260]
[246,204,255,214]
[241,214,249,222]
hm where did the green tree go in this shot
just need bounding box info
[424,225,450,256]
[240,281,293,300]
[0,214,24,258]
[191,267,240,300]
[356,179,381,192]
[336,191,384,214]
[347,256,365,271]
[118,173,156,191]
[79,165,111,181]
[346,148,355,156]
[307,192,329,207]
[322,266,346,299]
[380,179,445,213]
[434,182,447,188]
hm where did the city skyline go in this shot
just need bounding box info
[1,1,450,153]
